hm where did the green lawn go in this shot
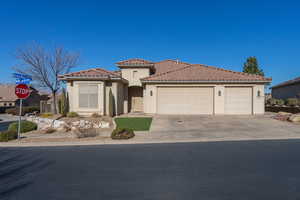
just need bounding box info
[114,117,152,131]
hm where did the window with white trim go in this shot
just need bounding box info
[79,84,98,108]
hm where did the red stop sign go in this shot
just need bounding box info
[15,84,30,99]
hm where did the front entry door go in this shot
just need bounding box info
[129,87,143,112]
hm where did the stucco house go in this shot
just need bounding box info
[0,84,48,113]
[58,59,271,116]
[271,77,300,100]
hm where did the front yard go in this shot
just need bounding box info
[114,117,152,131]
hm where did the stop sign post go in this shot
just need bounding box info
[15,84,31,140]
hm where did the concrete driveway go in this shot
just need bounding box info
[148,114,300,141]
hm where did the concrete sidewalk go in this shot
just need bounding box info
[1,114,300,147]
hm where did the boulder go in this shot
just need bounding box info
[99,121,110,128]
[289,114,300,122]
[278,112,292,116]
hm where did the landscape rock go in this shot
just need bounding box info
[289,114,300,122]
[278,112,292,116]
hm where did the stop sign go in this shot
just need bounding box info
[15,84,30,99]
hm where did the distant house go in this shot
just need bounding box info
[0,84,48,113]
[271,77,300,99]
[59,58,271,116]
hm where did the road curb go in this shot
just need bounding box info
[2,136,300,148]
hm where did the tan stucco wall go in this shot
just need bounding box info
[272,83,300,99]
[66,80,126,116]
[67,81,105,116]
[144,83,266,115]
[0,101,15,107]
[121,68,150,86]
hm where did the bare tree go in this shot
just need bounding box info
[14,44,79,114]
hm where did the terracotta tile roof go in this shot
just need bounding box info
[142,64,272,82]
[116,58,154,66]
[153,60,190,74]
[59,68,121,79]
[0,85,18,102]
[271,77,300,89]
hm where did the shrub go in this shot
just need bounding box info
[286,98,300,107]
[91,113,101,118]
[40,112,54,118]
[8,121,37,133]
[0,130,18,142]
[73,128,99,138]
[60,88,69,116]
[5,106,40,116]
[5,108,17,115]
[67,112,79,118]
[276,99,285,106]
[111,128,135,140]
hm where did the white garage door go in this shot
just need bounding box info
[157,87,214,114]
[225,87,252,114]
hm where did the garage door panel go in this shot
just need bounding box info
[157,87,214,115]
[225,87,252,114]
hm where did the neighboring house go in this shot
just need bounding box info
[0,84,48,112]
[58,59,272,116]
[271,77,300,100]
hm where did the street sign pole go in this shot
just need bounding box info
[17,99,22,140]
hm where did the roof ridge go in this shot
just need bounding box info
[116,58,154,65]
[155,59,190,65]
[193,64,271,79]
[59,67,120,77]
[141,64,194,80]
[93,68,120,76]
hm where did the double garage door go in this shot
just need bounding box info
[157,87,253,115]
[157,87,214,114]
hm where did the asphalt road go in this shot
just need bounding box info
[0,114,18,131]
[1,140,300,200]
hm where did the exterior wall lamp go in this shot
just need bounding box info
[257,90,261,97]
[150,90,153,96]
[218,90,222,97]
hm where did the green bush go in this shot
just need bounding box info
[111,128,135,140]
[267,98,286,106]
[286,98,300,107]
[67,112,79,118]
[276,99,285,106]
[0,130,18,142]
[40,112,54,118]
[8,121,37,133]
[5,106,40,116]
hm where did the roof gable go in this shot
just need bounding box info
[142,64,271,83]
[59,68,121,80]
[116,58,154,67]
[271,77,300,89]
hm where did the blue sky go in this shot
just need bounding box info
[0,0,299,90]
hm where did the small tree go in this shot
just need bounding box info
[60,88,69,116]
[243,56,264,76]
[108,89,115,117]
[14,44,79,114]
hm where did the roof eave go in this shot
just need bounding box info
[59,76,128,83]
[141,80,272,84]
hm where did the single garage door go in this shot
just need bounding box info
[225,87,252,114]
[157,87,214,114]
